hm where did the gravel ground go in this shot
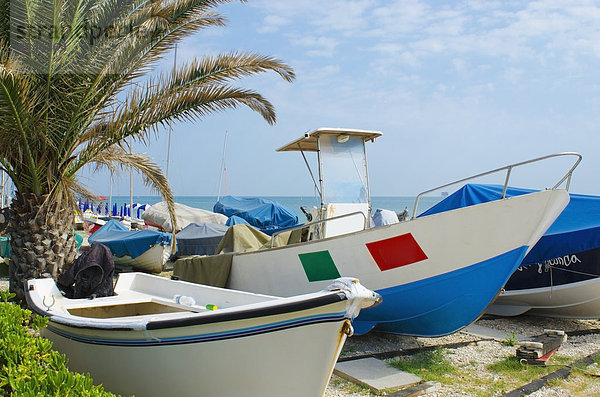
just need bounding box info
[325,316,600,396]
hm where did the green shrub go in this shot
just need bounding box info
[0,290,119,397]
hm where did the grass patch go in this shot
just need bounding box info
[487,356,554,382]
[388,347,455,383]
[500,332,520,346]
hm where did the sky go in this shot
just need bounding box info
[81,0,600,198]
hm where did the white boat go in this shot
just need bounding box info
[26,272,380,397]
[111,243,170,273]
[173,128,577,337]
[88,219,172,273]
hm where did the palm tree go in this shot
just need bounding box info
[0,0,295,301]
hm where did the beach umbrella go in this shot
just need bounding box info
[137,204,147,219]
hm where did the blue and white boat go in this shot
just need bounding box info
[88,219,172,273]
[173,128,577,336]
[424,184,600,318]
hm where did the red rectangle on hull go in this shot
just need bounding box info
[366,233,428,271]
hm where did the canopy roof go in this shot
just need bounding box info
[276,127,382,152]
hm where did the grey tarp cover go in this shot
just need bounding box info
[142,202,228,233]
[172,224,304,287]
[175,222,229,256]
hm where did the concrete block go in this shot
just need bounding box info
[334,357,422,394]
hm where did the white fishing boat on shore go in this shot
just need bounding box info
[26,272,380,397]
[173,128,578,337]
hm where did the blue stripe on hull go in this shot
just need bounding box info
[47,312,347,347]
[352,246,529,337]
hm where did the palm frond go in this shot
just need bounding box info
[0,0,292,246]
[89,146,177,249]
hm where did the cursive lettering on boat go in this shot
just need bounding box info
[533,254,582,274]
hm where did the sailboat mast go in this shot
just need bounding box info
[217,131,228,200]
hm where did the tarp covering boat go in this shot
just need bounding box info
[420,184,600,265]
[142,202,228,233]
[175,222,229,256]
[88,219,172,259]
[173,224,304,287]
[213,196,301,235]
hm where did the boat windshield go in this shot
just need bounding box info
[320,135,368,204]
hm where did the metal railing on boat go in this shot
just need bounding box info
[411,152,582,219]
[270,210,367,245]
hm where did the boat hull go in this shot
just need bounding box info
[43,318,348,397]
[27,273,377,397]
[487,246,600,318]
[112,243,168,273]
[352,246,528,336]
[226,190,569,336]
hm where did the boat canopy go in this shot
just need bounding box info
[142,202,228,233]
[88,219,172,259]
[213,196,301,235]
[420,184,600,265]
[276,128,382,152]
[175,222,229,256]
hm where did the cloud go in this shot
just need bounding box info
[258,15,289,33]
[289,35,340,57]
[249,0,600,68]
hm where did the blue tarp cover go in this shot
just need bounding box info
[420,184,600,265]
[213,196,301,235]
[88,219,172,259]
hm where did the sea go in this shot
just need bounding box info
[106,195,444,219]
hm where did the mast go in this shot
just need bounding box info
[217,131,228,200]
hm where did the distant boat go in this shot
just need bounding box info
[25,272,381,397]
[88,219,172,273]
[172,128,576,337]
[142,201,227,233]
[425,184,600,318]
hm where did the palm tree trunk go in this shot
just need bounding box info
[7,193,78,301]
